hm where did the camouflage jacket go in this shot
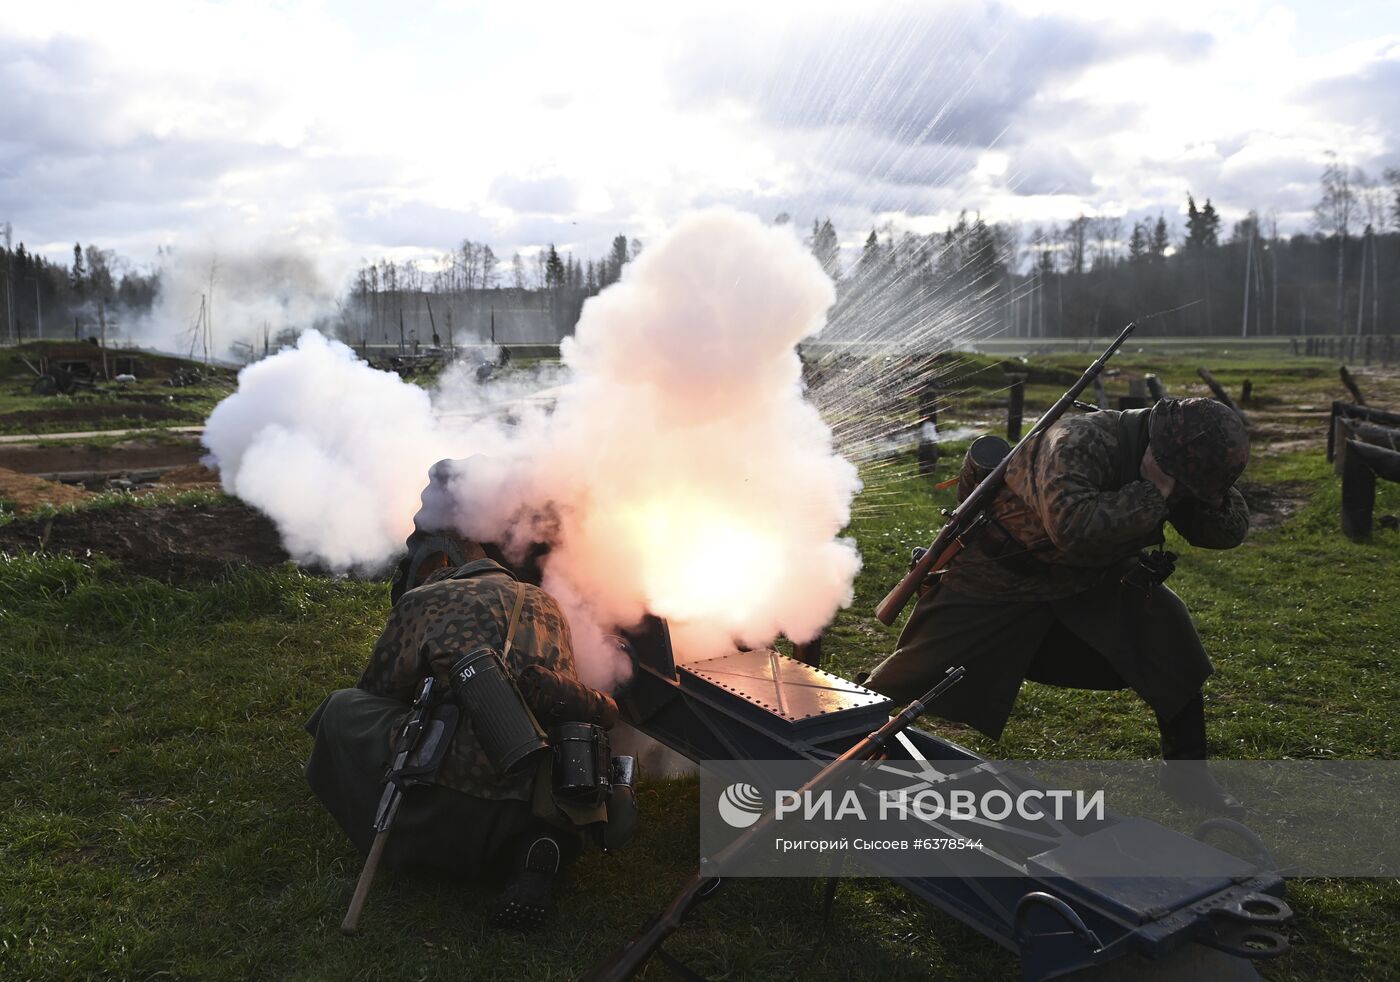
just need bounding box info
[357,558,576,801]
[941,409,1249,602]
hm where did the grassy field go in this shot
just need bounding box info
[1,340,231,436]
[1,351,1397,980]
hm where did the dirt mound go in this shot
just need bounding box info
[0,500,289,580]
[0,467,91,513]
[0,402,194,428]
[157,462,221,486]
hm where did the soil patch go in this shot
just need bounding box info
[0,467,91,513]
[1237,480,1311,531]
[0,439,203,477]
[155,462,221,487]
[0,501,289,581]
[0,403,194,429]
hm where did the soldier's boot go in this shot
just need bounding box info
[493,835,562,930]
[1155,692,1245,818]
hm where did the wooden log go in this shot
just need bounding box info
[1341,441,1400,540]
[1145,374,1166,401]
[1326,401,1400,461]
[1339,365,1366,406]
[1335,418,1400,457]
[1196,367,1244,417]
[1240,379,1252,405]
[1006,374,1026,443]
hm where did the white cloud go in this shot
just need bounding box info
[1,1,1397,272]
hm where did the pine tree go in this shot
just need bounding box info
[966,217,1002,287]
[1185,195,1220,250]
[71,242,86,294]
[808,218,841,280]
[853,228,882,287]
[605,235,629,285]
[1150,216,1170,259]
[544,245,565,290]
[1127,222,1148,262]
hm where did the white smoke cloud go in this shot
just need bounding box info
[203,208,862,688]
[136,245,343,357]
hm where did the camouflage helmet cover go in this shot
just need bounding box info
[1148,397,1249,504]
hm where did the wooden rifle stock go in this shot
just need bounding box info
[874,321,1140,625]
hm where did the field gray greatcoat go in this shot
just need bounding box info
[867,408,1249,739]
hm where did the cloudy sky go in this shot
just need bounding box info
[2,0,1397,277]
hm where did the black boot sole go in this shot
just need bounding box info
[493,837,561,930]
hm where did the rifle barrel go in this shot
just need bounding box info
[875,322,1138,625]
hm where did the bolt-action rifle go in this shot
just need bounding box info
[340,676,444,936]
[874,321,1140,626]
[581,665,967,982]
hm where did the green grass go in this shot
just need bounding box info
[2,352,1398,980]
[0,379,225,436]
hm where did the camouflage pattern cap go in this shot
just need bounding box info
[1148,397,1249,504]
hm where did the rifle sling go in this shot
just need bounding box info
[502,581,527,661]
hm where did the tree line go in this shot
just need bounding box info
[0,227,160,343]
[346,234,643,343]
[5,158,1397,350]
[822,161,1400,342]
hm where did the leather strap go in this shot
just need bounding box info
[502,581,527,661]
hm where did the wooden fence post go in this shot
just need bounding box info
[1007,375,1026,442]
[1339,365,1366,406]
[1197,366,1244,418]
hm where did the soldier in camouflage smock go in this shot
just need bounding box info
[866,397,1251,812]
[305,542,580,877]
[357,556,575,800]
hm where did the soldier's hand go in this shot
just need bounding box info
[1140,447,1177,501]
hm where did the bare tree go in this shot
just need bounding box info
[2,221,11,342]
[1063,216,1089,276]
[1266,211,1279,336]
[1090,216,1122,269]
[1314,153,1355,333]
[1358,173,1387,335]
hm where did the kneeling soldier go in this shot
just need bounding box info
[305,540,635,932]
